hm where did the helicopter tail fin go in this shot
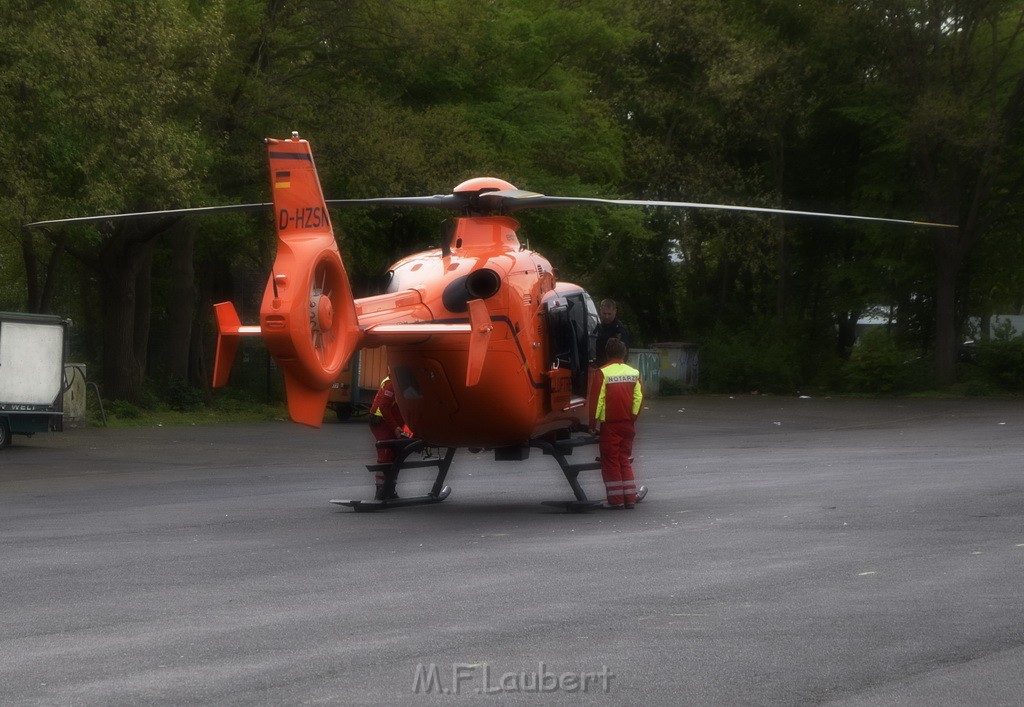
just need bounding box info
[212,301,262,388]
[281,372,334,427]
[257,135,362,427]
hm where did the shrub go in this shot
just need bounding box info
[701,323,801,394]
[659,378,686,396]
[974,327,1024,392]
[162,377,205,412]
[107,399,142,419]
[842,328,927,394]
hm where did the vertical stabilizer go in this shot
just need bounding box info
[212,302,264,388]
[258,134,362,426]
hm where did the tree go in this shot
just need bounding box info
[847,1,1024,383]
[0,0,228,400]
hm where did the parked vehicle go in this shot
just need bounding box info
[328,346,388,421]
[0,312,69,447]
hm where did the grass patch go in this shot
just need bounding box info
[90,395,290,428]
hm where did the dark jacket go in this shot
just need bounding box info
[595,319,631,367]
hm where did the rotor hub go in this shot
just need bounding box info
[314,293,334,332]
[453,176,517,194]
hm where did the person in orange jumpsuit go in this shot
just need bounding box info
[591,338,643,508]
[369,372,409,500]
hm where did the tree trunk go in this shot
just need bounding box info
[19,229,67,314]
[932,233,960,386]
[101,271,143,402]
[39,234,66,314]
[18,229,40,312]
[134,245,153,378]
[773,135,787,321]
[99,236,156,402]
[163,224,197,381]
[835,311,859,359]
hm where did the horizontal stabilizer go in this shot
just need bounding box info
[212,301,262,388]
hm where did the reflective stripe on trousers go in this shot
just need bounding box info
[599,421,636,505]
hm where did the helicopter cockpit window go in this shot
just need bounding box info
[546,302,572,370]
[583,293,598,364]
[545,294,592,397]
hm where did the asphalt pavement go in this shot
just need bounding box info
[1,395,1023,705]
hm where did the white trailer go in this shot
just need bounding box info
[0,312,69,447]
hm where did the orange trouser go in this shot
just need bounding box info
[371,422,399,463]
[598,421,637,505]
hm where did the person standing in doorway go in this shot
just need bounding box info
[594,298,630,367]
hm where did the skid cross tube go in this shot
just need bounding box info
[370,438,457,497]
[531,433,602,502]
[332,438,458,511]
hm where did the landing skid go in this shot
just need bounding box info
[331,485,452,512]
[332,431,646,512]
[331,438,456,512]
[542,485,648,513]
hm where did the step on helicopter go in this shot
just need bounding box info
[29,133,956,512]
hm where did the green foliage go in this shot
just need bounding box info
[159,377,205,412]
[1,1,228,217]
[106,399,143,420]
[94,394,287,427]
[700,321,802,394]
[959,375,997,397]
[659,378,686,396]
[0,237,24,310]
[841,328,929,394]
[974,324,1024,392]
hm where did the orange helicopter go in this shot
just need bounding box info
[29,133,956,511]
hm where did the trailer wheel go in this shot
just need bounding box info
[0,419,10,448]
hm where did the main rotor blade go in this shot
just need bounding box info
[484,191,958,229]
[24,196,464,230]
[26,202,272,229]
[26,189,959,230]
[325,195,465,209]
